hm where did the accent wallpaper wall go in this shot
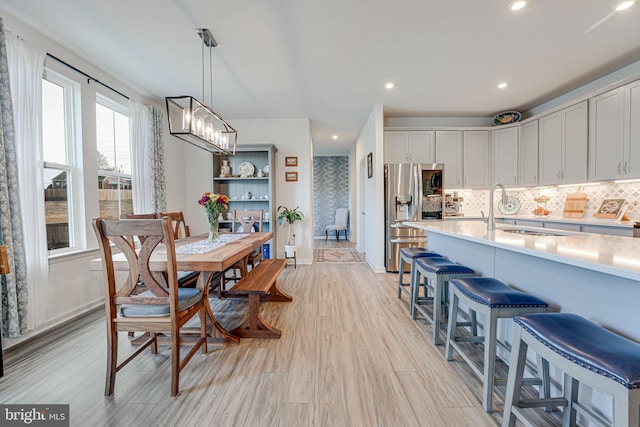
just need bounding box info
[313,156,350,238]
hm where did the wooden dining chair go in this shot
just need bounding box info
[160,211,200,288]
[219,209,264,295]
[120,212,161,245]
[93,217,208,397]
[122,212,198,288]
[161,211,190,239]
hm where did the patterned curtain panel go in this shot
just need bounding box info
[0,18,28,338]
[150,106,166,212]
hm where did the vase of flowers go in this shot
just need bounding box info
[198,192,230,242]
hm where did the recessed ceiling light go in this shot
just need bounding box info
[385,82,395,90]
[615,1,635,11]
[332,135,338,140]
[498,82,508,89]
[511,1,527,11]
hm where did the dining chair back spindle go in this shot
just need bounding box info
[93,217,208,397]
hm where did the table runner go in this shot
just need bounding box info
[175,233,249,255]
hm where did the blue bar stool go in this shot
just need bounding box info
[503,313,640,427]
[445,277,549,413]
[397,247,444,300]
[412,257,476,345]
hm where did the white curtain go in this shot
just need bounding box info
[131,101,166,213]
[130,100,154,213]
[6,32,47,330]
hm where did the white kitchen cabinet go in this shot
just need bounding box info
[628,80,640,177]
[538,101,588,185]
[384,130,435,164]
[518,120,538,187]
[384,131,409,163]
[435,130,463,188]
[589,87,625,181]
[493,127,518,187]
[462,130,489,189]
[589,80,640,181]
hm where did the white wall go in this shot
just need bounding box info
[355,105,385,272]
[181,118,314,264]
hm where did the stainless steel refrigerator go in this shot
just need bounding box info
[385,163,445,272]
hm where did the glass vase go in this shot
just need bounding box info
[207,213,220,242]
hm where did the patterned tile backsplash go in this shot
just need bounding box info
[455,181,640,220]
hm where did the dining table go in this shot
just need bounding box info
[90,231,273,344]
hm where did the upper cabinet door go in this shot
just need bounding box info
[384,131,409,164]
[624,80,640,178]
[463,130,489,189]
[539,102,588,185]
[408,131,435,164]
[539,111,563,186]
[589,87,625,181]
[435,131,463,189]
[493,127,518,187]
[519,120,538,187]
[562,101,588,184]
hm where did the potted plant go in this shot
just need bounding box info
[277,206,303,257]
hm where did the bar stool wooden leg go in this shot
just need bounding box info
[483,310,499,412]
[397,257,406,298]
[502,326,528,427]
[562,374,579,427]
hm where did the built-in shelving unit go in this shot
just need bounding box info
[213,144,278,253]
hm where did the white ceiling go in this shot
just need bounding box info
[2,0,640,155]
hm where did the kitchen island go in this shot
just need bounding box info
[405,220,640,341]
[406,220,640,421]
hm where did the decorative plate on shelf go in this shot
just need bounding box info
[262,165,270,175]
[237,161,255,177]
[492,110,522,126]
[498,196,521,215]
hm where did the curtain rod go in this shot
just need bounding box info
[45,53,130,101]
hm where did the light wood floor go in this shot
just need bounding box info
[1,245,561,426]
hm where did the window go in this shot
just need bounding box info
[96,96,133,219]
[42,73,79,252]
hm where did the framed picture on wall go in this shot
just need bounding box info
[285,156,298,167]
[285,171,298,182]
[367,152,373,179]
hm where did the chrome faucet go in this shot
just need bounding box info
[488,183,508,232]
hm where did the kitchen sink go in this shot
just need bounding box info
[497,226,582,237]
[501,229,559,236]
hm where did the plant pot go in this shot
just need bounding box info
[284,244,296,257]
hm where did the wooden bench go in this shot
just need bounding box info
[227,258,292,338]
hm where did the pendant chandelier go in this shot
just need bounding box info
[166,28,237,155]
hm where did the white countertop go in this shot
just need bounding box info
[406,220,640,281]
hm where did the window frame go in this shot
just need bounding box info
[42,70,84,255]
[95,93,132,219]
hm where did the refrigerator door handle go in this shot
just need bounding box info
[390,223,412,229]
[414,164,422,221]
